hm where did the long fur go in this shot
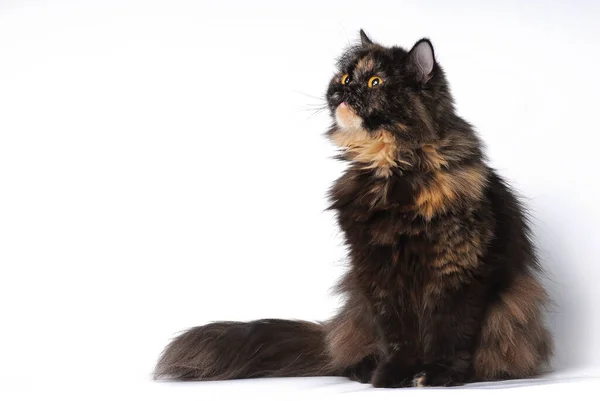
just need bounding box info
[154,320,334,380]
[154,31,552,387]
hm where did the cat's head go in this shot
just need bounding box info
[326,30,454,150]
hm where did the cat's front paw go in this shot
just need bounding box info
[371,356,420,388]
[415,365,467,387]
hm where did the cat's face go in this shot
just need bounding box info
[326,31,449,144]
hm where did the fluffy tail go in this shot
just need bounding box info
[154,319,336,380]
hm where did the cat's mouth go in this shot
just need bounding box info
[335,102,363,131]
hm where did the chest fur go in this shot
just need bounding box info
[330,168,492,310]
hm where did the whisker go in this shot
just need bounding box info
[307,108,328,119]
[293,90,327,102]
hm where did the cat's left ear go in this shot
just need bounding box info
[407,39,436,83]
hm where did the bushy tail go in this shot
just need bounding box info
[154,319,336,380]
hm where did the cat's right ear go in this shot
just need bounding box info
[407,39,436,83]
[359,29,373,47]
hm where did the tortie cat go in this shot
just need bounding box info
[154,30,552,387]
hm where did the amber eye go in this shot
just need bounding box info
[368,76,383,88]
[341,74,350,85]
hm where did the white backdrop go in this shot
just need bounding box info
[1,1,599,399]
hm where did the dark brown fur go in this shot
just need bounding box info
[154,31,552,387]
[155,320,332,380]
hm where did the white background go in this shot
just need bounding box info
[1,1,600,400]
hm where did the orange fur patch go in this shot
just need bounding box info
[330,129,399,177]
[356,57,375,74]
[422,144,448,170]
[415,165,488,220]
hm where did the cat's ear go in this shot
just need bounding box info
[407,39,436,83]
[359,29,373,47]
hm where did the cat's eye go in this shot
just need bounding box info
[341,74,350,85]
[368,76,383,88]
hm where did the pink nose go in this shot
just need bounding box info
[339,102,348,108]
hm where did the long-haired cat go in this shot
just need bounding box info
[153,30,552,387]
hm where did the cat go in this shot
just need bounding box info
[153,30,553,387]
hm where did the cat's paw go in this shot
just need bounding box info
[370,357,420,388]
[416,365,467,387]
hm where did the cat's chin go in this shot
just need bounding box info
[335,102,363,131]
